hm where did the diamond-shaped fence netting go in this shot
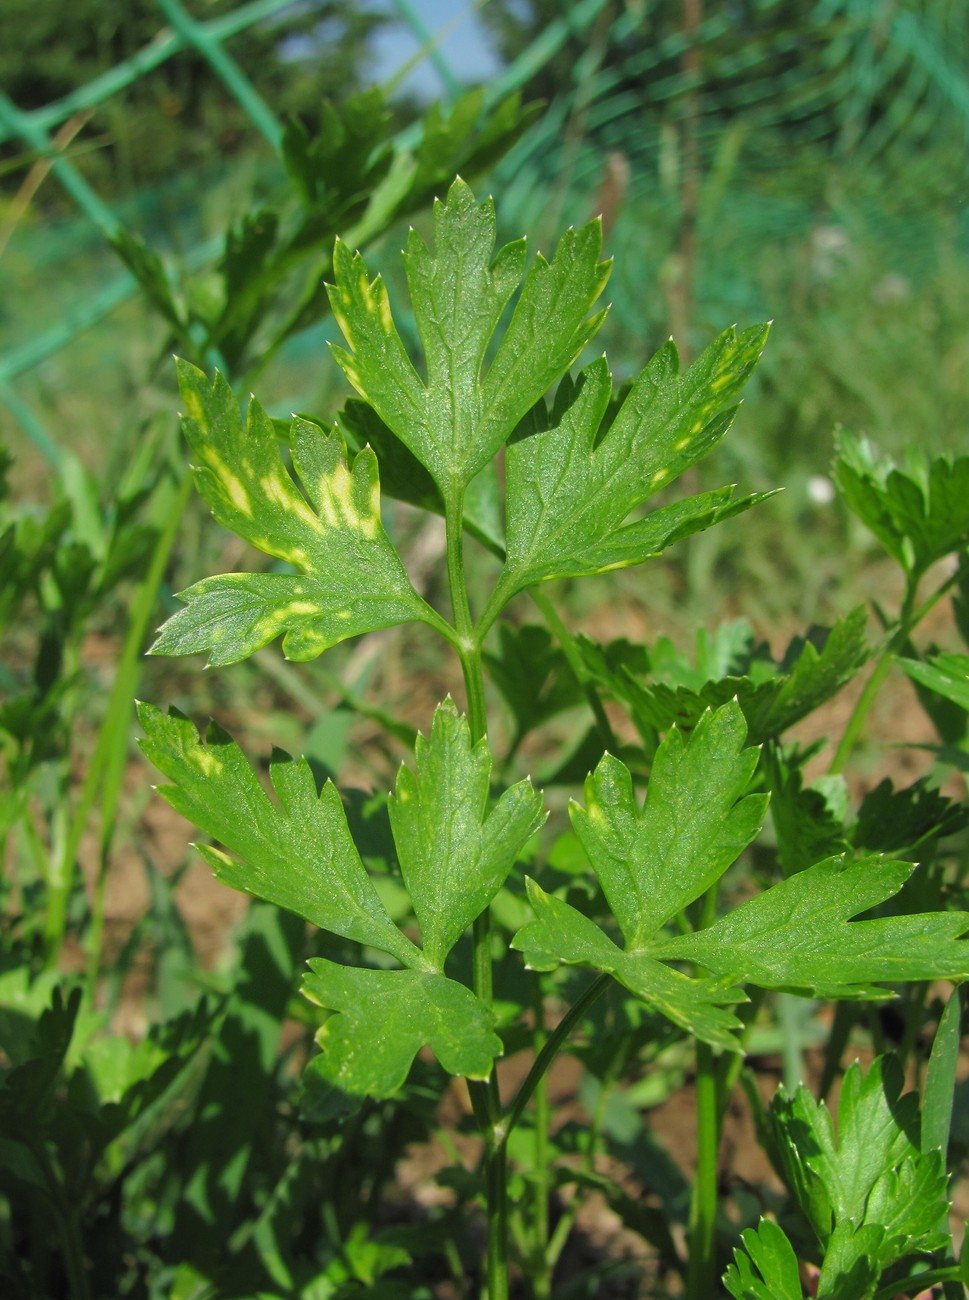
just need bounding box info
[3,0,968,473]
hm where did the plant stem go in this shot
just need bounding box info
[828,565,957,775]
[529,976,552,1300]
[444,489,508,1298]
[686,1039,720,1300]
[818,1001,855,1100]
[828,645,898,776]
[500,974,611,1143]
[686,883,722,1299]
[492,974,610,1297]
[548,1035,622,1275]
[484,1136,510,1300]
[529,587,620,753]
[445,495,487,734]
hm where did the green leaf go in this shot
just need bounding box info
[381,90,539,221]
[327,176,610,502]
[660,855,969,997]
[834,431,969,576]
[571,701,768,946]
[140,700,528,1097]
[922,989,962,1156]
[137,702,422,970]
[765,747,849,876]
[499,325,768,595]
[338,397,441,516]
[723,1219,805,1300]
[742,609,871,742]
[302,960,501,1097]
[209,209,280,369]
[851,776,967,855]
[338,398,505,555]
[511,702,764,1048]
[864,1149,950,1261]
[0,986,82,1125]
[273,91,540,348]
[483,624,585,745]
[388,698,545,969]
[110,227,187,334]
[769,1057,951,1281]
[0,492,70,632]
[898,652,969,712]
[814,1056,920,1228]
[574,484,774,577]
[815,1222,882,1298]
[150,363,445,665]
[618,607,870,744]
[281,88,391,211]
[512,878,745,1050]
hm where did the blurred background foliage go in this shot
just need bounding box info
[2,0,968,642]
[0,0,388,191]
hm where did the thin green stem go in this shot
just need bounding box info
[776,992,810,1092]
[685,882,722,1299]
[528,976,552,1300]
[446,496,493,1018]
[529,587,620,753]
[547,1034,623,1274]
[819,1001,855,1101]
[828,565,957,775]
[443,494,473,641]
[499,974,611,1144]
[897,981,930,1071]
[473,571,515,648]
[484,1137,510,1300]
[828,649,898,776]
[716,987,765,1125]
[686,1039,720,1300]
[444,488,507,1299]
[446,495,488,741]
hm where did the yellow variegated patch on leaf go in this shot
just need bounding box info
[151,363,450,665]
[497,326,770,601]
[326,177,611,506]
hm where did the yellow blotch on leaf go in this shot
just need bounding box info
[222,470,252,517]
[316,461,379,540]
[584,801,607,826]
[374,280,394,333]
[182,389,206,424]
[191,748,223,777]
[197,449,253,517]
[260,473,322,532]
[253,601,323,647]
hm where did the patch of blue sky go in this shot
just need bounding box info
[279,1,502,103]
[371,1,503,100]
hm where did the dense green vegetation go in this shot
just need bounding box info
[2,4,969,1296]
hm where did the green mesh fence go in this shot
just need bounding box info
[3,0,968,462]
[0,0,606,461]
